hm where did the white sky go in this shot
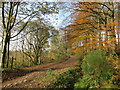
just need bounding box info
[45,10,72,30]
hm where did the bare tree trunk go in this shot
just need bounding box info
[118,2,120,46]
[1,31,8,68]
[11,57,14,69]
[36,57,38,64]
[6,32,10,68]
[22,39,25,65]
[39,50,42,64]
[115,2,120,55]
[111,2,116,46]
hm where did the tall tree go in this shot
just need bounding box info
[67,2,118,54]
[1,2,20,68]
[1,2,58,68]
[23,19,52,65]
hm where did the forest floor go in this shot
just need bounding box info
[2,56,79,88]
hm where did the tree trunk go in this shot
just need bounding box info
[22,39,25,65]
[6,33,10,68]
[36,56,39,64]
[118,2,120,46]
[1,31,8,68]
[11,57,14,69]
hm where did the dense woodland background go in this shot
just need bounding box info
[0,1,120,89]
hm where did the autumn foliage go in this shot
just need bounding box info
[66,2,119,54]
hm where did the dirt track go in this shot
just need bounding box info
[2,56,78,88]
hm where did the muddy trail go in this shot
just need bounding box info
[2,56,79,88]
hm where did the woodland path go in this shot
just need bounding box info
[2,56,79,88]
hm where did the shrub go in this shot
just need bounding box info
[74,49,114,89]
[48,67,81,88]
[47,68,55,76]
[74,74,99,88]
[68,52,75,55]
[82,49,113,81]
[53,68,76,88]
[78,54,84,67]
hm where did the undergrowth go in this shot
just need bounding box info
[74,49,119,89]
[37,67,82,88]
